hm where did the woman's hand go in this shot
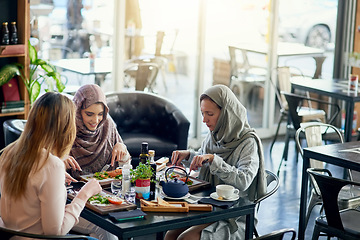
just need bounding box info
[65,172,77,185]
[189,154,214,172]
[111,142,130,166]
[171,150,190,166]
[76,179,102,201]
[64,156,82,171]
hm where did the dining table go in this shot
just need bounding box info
[52,58,113,86]
[72,184,255,240]
[230,42,326,79]
[298,141,360,240]
[291,77,360,142]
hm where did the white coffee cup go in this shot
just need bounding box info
[216,184,239,199]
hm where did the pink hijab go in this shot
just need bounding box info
[70,84,122,176]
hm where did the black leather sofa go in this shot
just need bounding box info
[106,91,190,158]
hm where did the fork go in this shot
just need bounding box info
[100,164,111,172]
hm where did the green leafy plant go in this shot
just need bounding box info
[0,40,65,104]
[130,161,154,181]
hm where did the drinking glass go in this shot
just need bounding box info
[111,180,122,197]
[125,187,136,204]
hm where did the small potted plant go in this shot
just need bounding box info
[131,161,154,200]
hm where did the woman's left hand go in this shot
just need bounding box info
[189,154,214,172]
[111,142,130,166]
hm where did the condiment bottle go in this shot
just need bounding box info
[1,22,10,45]
[9,22,18,45]
[122,163,132,196]
[148,150,156,200]
[139,142,149,164]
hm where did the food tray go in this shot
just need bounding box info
[80,174,117,188]
[68,190,136,215]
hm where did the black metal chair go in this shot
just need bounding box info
[251,228,296,240]
[307,168,360,240]
[277,92,341,175]
[295,122,360,232]
[253,170,280,238]
[0,225,92,240]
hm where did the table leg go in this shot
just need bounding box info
[344,101,355,142]
[245,210,255,240]
[312,56,326,79]
[298,156,310,240]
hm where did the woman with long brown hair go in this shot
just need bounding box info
[0,92,101,237]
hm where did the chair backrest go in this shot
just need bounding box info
[155,29,178,56]
[3,119,26,146]
[0,226,90,240]
[229,46,249,81]
[254,170,280,205]
[124,62,160,92]
[307,168,360,231]
[282,92,340,131]
[296,123,344,195]
[252,228,296,240]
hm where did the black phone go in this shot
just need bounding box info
[69,181,86,191]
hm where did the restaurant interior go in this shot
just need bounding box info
[1,0,360,239]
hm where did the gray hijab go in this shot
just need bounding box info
[201,85,266,200]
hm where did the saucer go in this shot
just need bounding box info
[210,192,239,202]
[160,191,190,200]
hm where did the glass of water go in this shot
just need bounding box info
[111,180,122,197]
[125,187,136,204]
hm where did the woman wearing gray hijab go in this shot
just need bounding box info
[166,85,266,240]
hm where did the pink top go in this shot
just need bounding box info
[0,151,87,236]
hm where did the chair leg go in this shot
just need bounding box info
[277,128,291,175]
[305,191,322,229]
[270,113,286,154]
[311,224,321,240]
[253,226,259,238]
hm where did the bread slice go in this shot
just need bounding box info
[157,197,175,207]
[140,199,157,207]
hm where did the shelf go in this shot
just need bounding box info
[0,111,25,117]
[0,44,25,56]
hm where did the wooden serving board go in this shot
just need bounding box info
[141,201,189,212]
[68,190,136,215]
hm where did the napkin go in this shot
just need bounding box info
[198,197,236,209]
[109,209,147,222]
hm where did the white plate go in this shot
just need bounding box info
[160,191,190,200]
[210,192,239,202]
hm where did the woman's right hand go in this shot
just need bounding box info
[76,179,102,201]
[171,150,190,166]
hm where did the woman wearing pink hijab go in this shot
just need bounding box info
[66,84,130,178]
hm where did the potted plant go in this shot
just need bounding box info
[131,161,154,200]
[0,40,65,104]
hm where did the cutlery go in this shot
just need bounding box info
[101,164,111,172]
